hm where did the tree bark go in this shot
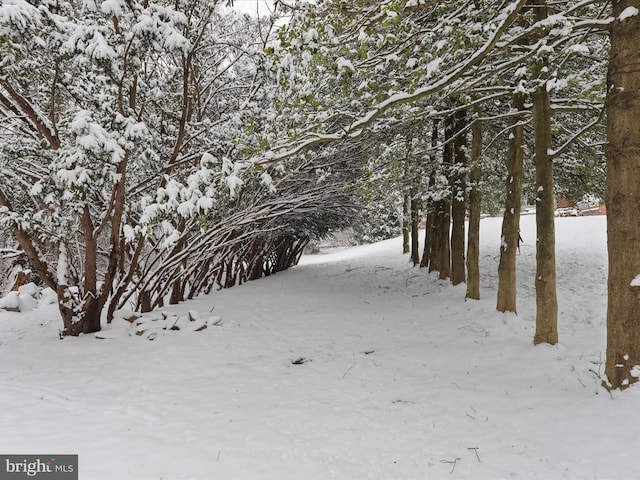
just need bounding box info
[402,192,410,254]
[532,0,558,345]
[466,104,482,300]
[496,93,525,313]
[434,115,454,280]
[451,107,468,285]
[421,171,435,268]
[402,153,411,254]
[80,204,102,334]
[604,0,640,390]
[422,120,439,269]
[410,197,421,265]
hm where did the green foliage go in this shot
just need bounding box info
[266,0,609,219]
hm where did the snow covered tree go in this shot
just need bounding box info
[264,0,529,158]
[262,0,611,352]
[265,1,533,286]
[0,0,280,334]
[0,0,613,347]
[354,131,410,246]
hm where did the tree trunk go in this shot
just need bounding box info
[438,201,451,281]
[79,204,102,334]
[435,115,454,280]
[421,172,435,268]
[496,93,525,313]
[422,120,439,269]
[410,197,420,265]
[58,287,103,335]
[170,279,183,305]
[402,192,410,254]
[604,0,640,390]
[532,0,558,345]
[451,107,468,285]
[57,206,103,336]
[139,290,152,313]
[402,153,411,255]
[466,104,482,300]
[73,297,103,336]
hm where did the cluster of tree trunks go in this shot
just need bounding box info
[217,234,308,288]
[121,228,309,317]
[407,108,477,290]
[410,2,560,351]
[400,0,640,390]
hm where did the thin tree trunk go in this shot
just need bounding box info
[438,200,451,281]
[420,213,432,268]
[402,193,410,254]
[429,201,443,273]
[466,104,482,300]
[451,107,468,285]
[421,172,435,268]
[403,152,411,254]
[421,183,432,268]
[532,0,558,345]
[422,120,439,269]
[604,0,640,390]
[497,93,525,313]
[410,197,420,265]
[438,115,454,281]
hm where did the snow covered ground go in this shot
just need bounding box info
[1,214,638,480]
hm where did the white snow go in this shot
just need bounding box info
[260,171,277,194]
[0,0,41,29]
[567,44,590,55]
[336,57,355,74]
[303,28,318,45]
[631,274,640,287]
[619,6,639,22]
[0,284,38,312]
[0,291,19,310]
[100,0,126,16]
[514,66,527,78]
[56,243,68,286]
[426,57,442,78]
[546,76,568,92]
[225,173,244,197]
[1,215,638,479]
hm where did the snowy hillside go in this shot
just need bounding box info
[0,214,637,480]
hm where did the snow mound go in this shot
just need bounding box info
[0,283,39,312]
[0,291,19,311]
[111,308,222,340]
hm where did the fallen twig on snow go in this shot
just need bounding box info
[441,457,461,474]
